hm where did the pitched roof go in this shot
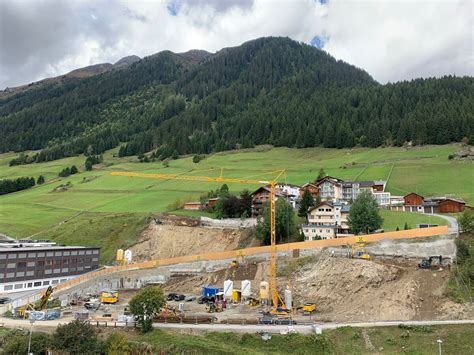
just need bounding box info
[403,192,424,199]
[315,176,344,186]
[307,201,334,213]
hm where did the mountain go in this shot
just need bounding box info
[0,37,473,164]
[66,63,114,77]
[113,55,141,69]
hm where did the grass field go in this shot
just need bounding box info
[132,324,474,354]
[0,144,471,262]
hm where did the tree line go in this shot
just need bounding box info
[1,37,472,164]
[0,177,36,195]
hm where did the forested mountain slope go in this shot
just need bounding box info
[0,37,472,163]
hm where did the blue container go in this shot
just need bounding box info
[202,286,220,297]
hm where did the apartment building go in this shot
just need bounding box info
[301,201,352,240]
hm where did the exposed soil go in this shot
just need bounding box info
[130,218,258,261]
[162,255,474,322]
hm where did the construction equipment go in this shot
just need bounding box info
[111,168,286,312]
[419,255,443,269]
[18,286,54,318]
[351,236,370,260]
[206,302,223,313]
[100,290,119,304]
[303,302,316,314]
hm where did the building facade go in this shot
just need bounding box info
[0,240,100,293]
[315,176,344,200]
[301,202,352,240]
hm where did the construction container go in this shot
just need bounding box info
[100,290,119,304]
[241,280,251,297]
[259,281,269,300]
[232,290,241,302]
[202,286,220,297]
[116,249,124,262]
[224,279,233,298]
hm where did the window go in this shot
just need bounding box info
[16,271,25,277]
[37,252,45,257]
[63,251,70,256]
[52,280,59,285]
[0,254,6,260]
[26,271,34,276]
[60,279,67,283]
[43,281,50,286]
[7,263,16,268]
[77,266,84,271]
[71,251,78,256]
[45,269,52,274]
[62,268,68,273]
[54,251,62,257]
[318,216,321,219]
[27,282,33,287]
[28,252,36,258]
[318,208,324,211]
[8,253,16,259]
[17,261,26,268]
[4,285,13,291]
[33,281,41,287]
[92,258,98,262]
[14,283,23,289]
[37,261,45,266]
[86,250,92,255]
[78,250,85,255]
[93,250,99,255]
[319,230,323,233]
[54,269,60,274]
[0,273,4,278]
[18,253,27,259]
[27,261,35,267]
[46,260,52,265]
[325,208,331,212]
[62,259,69,265]
[327,230,331,233]
[6,272,14,278]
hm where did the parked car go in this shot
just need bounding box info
[173,294,185,301]
[197,296,215,304]
[0,297,11,305]
[185,296,197,302]
[167,293,178,301]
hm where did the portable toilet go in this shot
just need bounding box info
[241,280,251,298]
[116,249,124,262]
[232,290,241,302]
[223,279,233,299]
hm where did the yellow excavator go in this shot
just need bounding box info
[18,286,54,318]
[351,237,370,260]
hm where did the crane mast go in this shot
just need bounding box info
[111,169,285,308]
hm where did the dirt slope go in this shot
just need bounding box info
[130,219,256,261]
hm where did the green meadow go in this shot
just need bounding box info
[0,144,471,262]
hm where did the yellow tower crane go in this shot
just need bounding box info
[111,169,285,309]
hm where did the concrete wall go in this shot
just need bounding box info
[200,217,257,229]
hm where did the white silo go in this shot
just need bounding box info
[259,281,269,300]
[284,288,292,310]
[241,280,251,298]
[124,249,133,263]
[224,279,233,298]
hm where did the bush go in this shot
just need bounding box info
[37,175,45,184]
[3,332,52,355]
[53,320,103,353]
[458,210,474,233]
[192,154,204,163]
[106,332,130,354]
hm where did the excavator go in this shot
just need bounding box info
[418,255,443,269]
[18,286,54,318]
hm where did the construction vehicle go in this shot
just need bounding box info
[419,255,443,269]
[111,169,287,313]
[351,236,370,260]
[303,302,316,314]
[100,290,119,304]
[18,286,54,318]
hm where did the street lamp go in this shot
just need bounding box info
[27,316,36,355]
[437,339,443,355]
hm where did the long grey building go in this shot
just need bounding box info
[0,240,100,293]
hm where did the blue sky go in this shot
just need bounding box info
[0,0,472,88]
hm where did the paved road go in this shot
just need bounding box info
[432,213,459,235]
[1,317,473,334]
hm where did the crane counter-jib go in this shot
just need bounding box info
[110,169,285,309]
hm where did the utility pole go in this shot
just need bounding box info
[437,339,443,355]
[27,317,35,355]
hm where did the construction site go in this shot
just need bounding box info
[0,170,472,333]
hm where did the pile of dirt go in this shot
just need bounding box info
[288,256,473,322]
[130,219,257,261]
[52,182,72,192]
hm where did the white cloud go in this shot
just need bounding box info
[0,0,472,88]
